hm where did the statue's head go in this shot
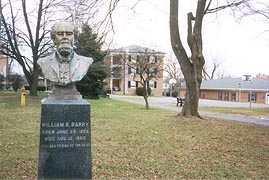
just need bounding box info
[51,21,76,57]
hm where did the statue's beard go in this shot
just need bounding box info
[57,43,73,57]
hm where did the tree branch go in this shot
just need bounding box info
[206,0,246,14]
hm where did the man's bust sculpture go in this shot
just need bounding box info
[38,21,93,100]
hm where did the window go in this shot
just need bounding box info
[112,56,121,65]
[218,91,222,100]
[136,55,140,62]
[136,68,140,74]
[147,68,157,75]
[232,92,236,101]
[154,68,157,75]
[224,92,229,101]
[112,67,121,78]
[128,55,136,63]
[248,92,257,102]
[128,81,137,88]
[149,81,157,88]
[128,67,136,74]
[148,55,157,63]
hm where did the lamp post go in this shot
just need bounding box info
[238,83,241,102]
[110,71,114,95]
[243,74,252,108]
[249,80,253,108]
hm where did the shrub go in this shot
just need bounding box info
[76,62,107,99]
[136,87,151,96]
[11,75,23,92]
[0,74,4,90]
[24,86,47,91]
[165,92,170,96]
[172,90,178,97]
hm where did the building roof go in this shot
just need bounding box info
[201,77,269,91]
[110,45,165,55]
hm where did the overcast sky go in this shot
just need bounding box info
[9,0,269,77]
[106,0,269,77]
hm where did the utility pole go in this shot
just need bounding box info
[243,74,252,108]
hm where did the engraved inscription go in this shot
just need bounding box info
[41,121,90,149]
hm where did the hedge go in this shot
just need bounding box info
[136,87,151,96]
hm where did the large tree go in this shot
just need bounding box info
[75,24,107,99]
[0,0,119,96]
[0,0,53,96]
[169,0,269,117]
[203,57,226,80]
[164,55,184,88]
[170,0,207,117]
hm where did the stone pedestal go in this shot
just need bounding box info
[38,98,91,180]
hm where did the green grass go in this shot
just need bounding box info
[200,107,269,118]
[0,92,269,179]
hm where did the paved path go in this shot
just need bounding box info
[110,95,269,126]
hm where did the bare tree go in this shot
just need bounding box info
[0,0,121,96]
[128,51,163,109]
[170,0,206,117]
[169,0,268,118]
[203,57,226,80]
[164,54,184,88]
[0,0,54,95]
[57,0,121,43]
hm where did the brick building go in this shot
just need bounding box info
[0,51,8,88]
[178,75,269,104]
[0,52,7,76]
[105,45,165,96]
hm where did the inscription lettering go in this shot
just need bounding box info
[56,136,74,141]
[70,129,77,134]
[79,129,89,134]
[42,130,55,134]
[56,130,68,134]
[41,122,89,128]
[71,122,89,127]
[44,136,55,141]
[75,136,86,141]
[42,122,65,128]
[41,121,90,149]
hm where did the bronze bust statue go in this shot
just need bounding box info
[38,21,93,100]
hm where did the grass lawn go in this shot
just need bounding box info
[200,107,269,119]
[0,92,269,179]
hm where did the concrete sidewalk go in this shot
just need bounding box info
[110,95,269,126]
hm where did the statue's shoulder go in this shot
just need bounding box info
[75,53,93,64]
[38,53,54,65]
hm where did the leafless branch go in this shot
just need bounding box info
[206,0,246,14]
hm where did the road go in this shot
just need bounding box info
[110,95,269,126]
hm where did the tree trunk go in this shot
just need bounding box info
[144,84,149,109]
[0,0,46,96]
[181,70,201,117]
[29,61,39,96]
[170,0,206,118]
[143,95,149,109]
